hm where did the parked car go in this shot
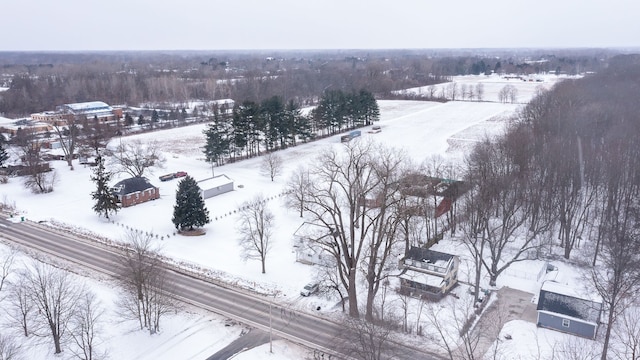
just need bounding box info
[368,125,381,134]
[174,171,188,177]
[159,173,175,182]
[300,282,319,297]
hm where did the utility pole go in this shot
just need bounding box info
[269,301,273,353]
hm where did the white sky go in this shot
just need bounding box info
[2,0,640,51]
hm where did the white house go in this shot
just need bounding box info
[399,246,460,300]
[292,222,337,266]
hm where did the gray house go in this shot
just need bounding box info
[197,174,234,199]
[399,247,460,300]
[536,281,602,339]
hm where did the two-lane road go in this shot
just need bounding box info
[0,219,440,359]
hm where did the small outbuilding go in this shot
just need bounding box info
[197,174,234,199]
[111,177,160,207]
[536,281,602,339]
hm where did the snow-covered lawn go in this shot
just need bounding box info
[1,81,597,359]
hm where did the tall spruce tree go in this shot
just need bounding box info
[172,176,210,231]
[90,156,120,219]
[0,142,8,167]
[203,121,230,171]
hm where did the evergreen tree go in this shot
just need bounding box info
[172,176,210,231]
[0,142,8,167]
[151,110,159,123]
[203,120,230,169]
[0,135,8,166]
[124,113,134,127]
[359,89,380,125]
[90,156,120,219]
[231,104,248,158]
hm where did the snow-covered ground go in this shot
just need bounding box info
[398,73,573,103]
[0,76,596,359]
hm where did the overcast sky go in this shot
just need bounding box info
[2,0,639,51]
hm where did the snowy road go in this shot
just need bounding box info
[0,219,444,360]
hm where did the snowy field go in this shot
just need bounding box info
[0,75,593,359]
[399,73,573,104]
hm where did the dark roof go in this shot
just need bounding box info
[537,285,601,323]
[397,174,469,200]
[406,246,454,263]
[112,177,157,196]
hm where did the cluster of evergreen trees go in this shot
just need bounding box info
[203,89,379,165]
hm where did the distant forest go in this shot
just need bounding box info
[0,48,618,117]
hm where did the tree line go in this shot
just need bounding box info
[0,49,613,117]
[203,89,379,166]
[460,54,640,359]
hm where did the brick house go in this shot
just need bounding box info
[111,177,159,207]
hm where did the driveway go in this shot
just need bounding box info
[468,286,537,357]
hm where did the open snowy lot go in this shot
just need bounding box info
[1,77,591,359]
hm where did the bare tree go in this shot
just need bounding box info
[460,183,490,303]
[118,230,175,334]
[424,300,458,360]
[612,305,640,360]
[550,336,602,360]
[22,262,85,354]
[78,117,116,158]
[5,275,33,338]
[463,137,552,287]
[427,85,437,99]
[68,292,107,360]
[18,130,55,194]
[591,208,640,360]
[51,116,81,169]
[0,248,16,294]
[447,82,458,101]
[286,141,374,318]
[284,166,310,218]
[590,140,640,360]
[362,146,407,322]
[237,194,274,274]
[475,83,484,101]
[259,151,283,182]
[108,139,166,178]
[0,334,21,360]
[286,140,398,318]
[335,316,402,360]
[498,85,518,103]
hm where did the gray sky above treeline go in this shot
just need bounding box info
[2,0,639,51]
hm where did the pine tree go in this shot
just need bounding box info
[90,156,120,219]
[124,113,134,127]
[172,176,210,231]
[203,121,230,169]
[151,109,159,123]
[0,142,8,167]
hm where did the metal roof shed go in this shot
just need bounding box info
[197,174,234,199]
